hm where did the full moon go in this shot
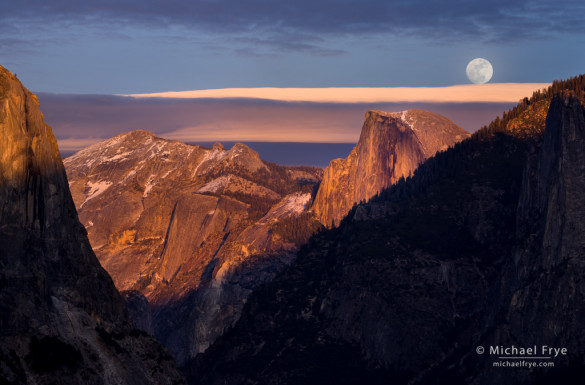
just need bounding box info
[466,58,493,84]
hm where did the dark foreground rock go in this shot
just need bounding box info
[0,65,185,385]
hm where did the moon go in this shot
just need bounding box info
[466,58,493,84]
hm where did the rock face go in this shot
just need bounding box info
[486,91,585,384]
[64,132,322,365]
[313,109,469,227]
[191,80,585,384]
[0,65,185,384]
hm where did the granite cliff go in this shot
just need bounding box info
[484,91,585,384]
[64,133,322,365]
[190,77,585,384]
[0,66,185,384]
[313,109,469,227]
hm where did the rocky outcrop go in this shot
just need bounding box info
[190,81,585,384]
[0,65,185,384]
[64,131,322,365]
[313,109,469,227]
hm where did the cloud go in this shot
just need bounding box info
[127,83,550,103]
[1,1,583,54]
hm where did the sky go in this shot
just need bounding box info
[1,0,583,93]
[2,0,584,163]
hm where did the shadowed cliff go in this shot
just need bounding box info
[0,65,185,385]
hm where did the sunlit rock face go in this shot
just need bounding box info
[64,131,322,365]
[0,65,185,384]
[312,109,469,227]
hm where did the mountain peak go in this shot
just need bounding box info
[64,128,323,365]
[0,64,21,86]
[124,129,157,138]
[366,109,400,118]
[313,109,469,227]
[231,142,250,150]
[229,142,262,159]
[389,109,470,157]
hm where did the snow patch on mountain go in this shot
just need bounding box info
[192,148,228,177]
[259,192,311,223]
[197,175,230,194]
[143,175,157,198]
[81,180,113,208]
